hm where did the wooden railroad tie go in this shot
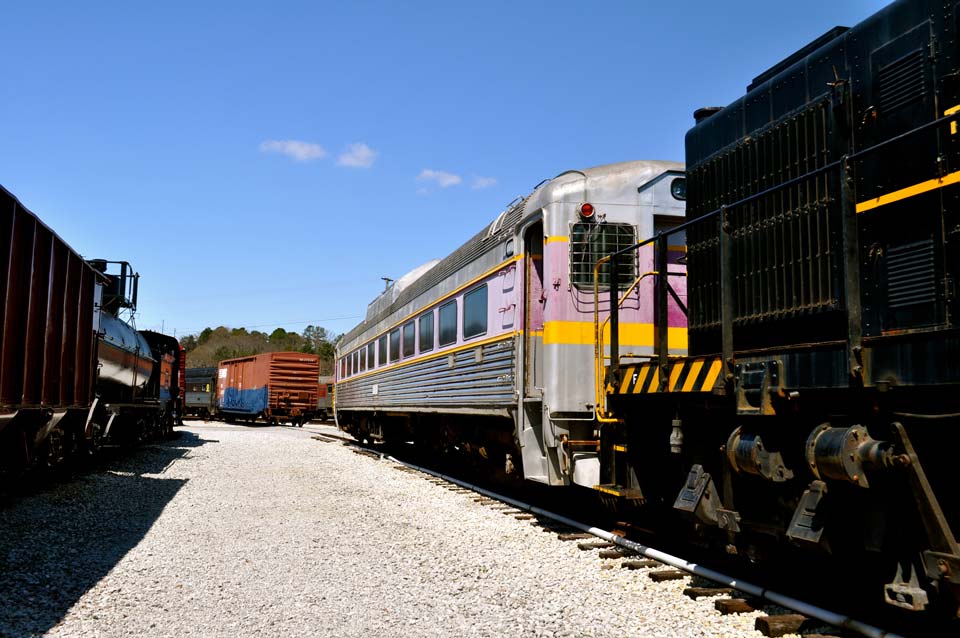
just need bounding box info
[513,513,534,520]
[557,532,595,541]
[621,559,660,569]
[683,586,734,600]
[598,548,630,559]
[577,541,615,551]
[648,569,688,582]
[714,598,757,615]
[754,614,811,637]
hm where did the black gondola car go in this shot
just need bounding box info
[602,0,959,616]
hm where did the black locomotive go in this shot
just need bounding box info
[601,0,959,617]
[0,188,183,477]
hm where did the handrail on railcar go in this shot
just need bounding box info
[593,110,960,417]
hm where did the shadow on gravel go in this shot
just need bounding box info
[0,431,207,637]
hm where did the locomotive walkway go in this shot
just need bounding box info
[2,421,803,638]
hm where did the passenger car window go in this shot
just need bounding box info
[438,300,457,346]
[463,285,487,339]
[402,321,415,358]
[419,312,434,352]
[389,329,400,362]
[377,335,387,366]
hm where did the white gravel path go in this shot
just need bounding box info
[0,421,798,638]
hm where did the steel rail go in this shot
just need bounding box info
[379,453,904,638]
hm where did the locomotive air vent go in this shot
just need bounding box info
[877,48,926,115]
[886,238,936,309]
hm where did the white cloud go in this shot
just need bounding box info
[472,176,497,189]
[337,142,378,168]
[417,169,462,188]
[259,139,327,161]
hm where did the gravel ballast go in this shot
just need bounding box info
[0,422,792,638]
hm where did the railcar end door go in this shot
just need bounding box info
[523,221,544,397]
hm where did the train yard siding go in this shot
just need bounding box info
[1,422,774,638]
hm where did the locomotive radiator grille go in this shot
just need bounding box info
[687,99,842,338]
[886,239,936,309]
[878,48,926,115]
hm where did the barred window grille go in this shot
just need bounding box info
[569,222,636,290]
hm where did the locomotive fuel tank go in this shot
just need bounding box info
[96,311,155,404]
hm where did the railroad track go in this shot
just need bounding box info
[309,428,911,638]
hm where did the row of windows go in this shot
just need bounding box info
[339,284,488,379]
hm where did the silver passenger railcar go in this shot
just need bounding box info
[335,161,686,489]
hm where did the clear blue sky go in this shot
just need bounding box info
[1,0,887,339]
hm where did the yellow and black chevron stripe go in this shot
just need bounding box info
[617,357,723,394]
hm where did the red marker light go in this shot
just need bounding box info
[579,203,595,219]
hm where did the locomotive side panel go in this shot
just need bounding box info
[602,0,960,615]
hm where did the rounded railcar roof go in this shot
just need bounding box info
[525,159,683,209]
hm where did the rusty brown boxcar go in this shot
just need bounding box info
[216,352,319,426]
[0,185,99,468]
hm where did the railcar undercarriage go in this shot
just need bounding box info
[604,389,960,618]
[338,410,524,482]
